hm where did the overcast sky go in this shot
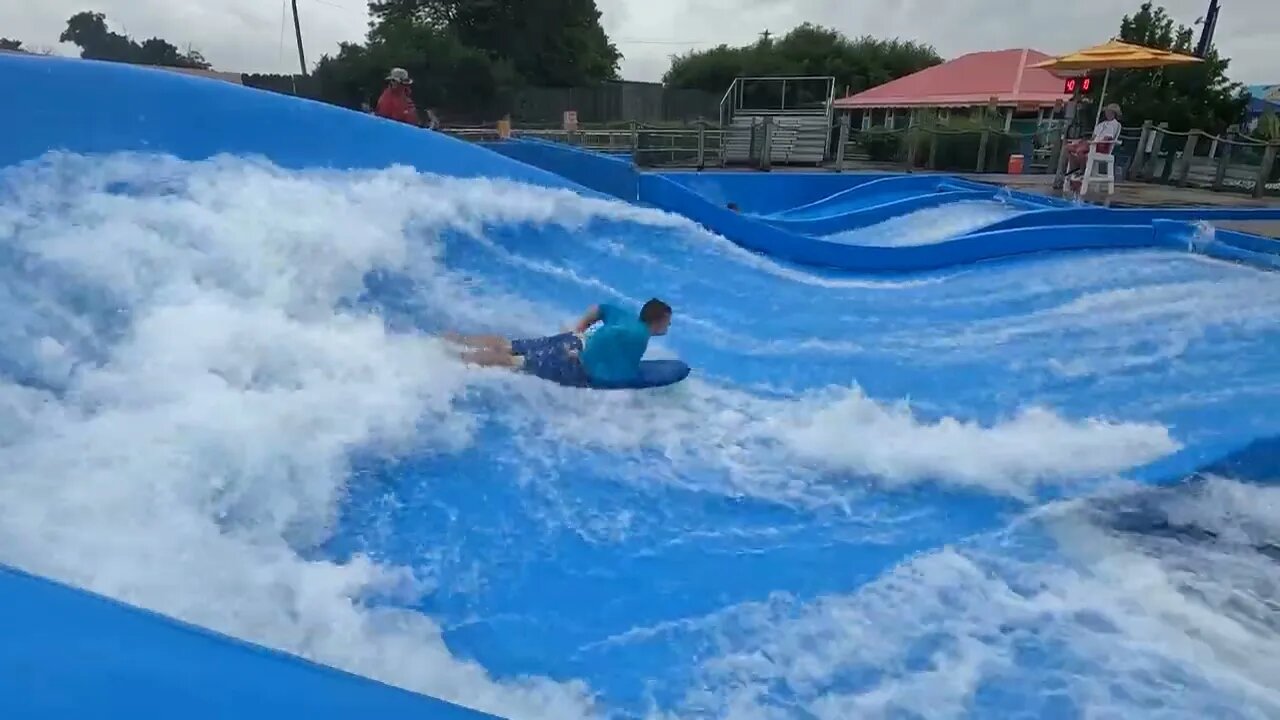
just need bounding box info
[4,0,1275,85]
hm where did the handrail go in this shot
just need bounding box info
[733,75,843,82]
[1138,126,1272,149]
[723,76,837,115]
[719,78,737,130]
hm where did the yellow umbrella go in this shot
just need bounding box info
[1030,39,1203,71]
[1032,39,1203,123]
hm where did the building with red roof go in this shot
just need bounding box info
[834,48,1070,131]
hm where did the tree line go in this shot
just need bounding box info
[3,2,1258,133]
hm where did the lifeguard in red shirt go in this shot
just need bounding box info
[375,67,420,127]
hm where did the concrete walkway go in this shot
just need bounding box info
[956,172,1280,209]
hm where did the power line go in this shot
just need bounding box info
[307,0,362,12]
[278,0,287,66]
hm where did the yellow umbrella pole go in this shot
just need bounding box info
[1093,68,1112,125]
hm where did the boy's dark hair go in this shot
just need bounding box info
[640,298,672,323]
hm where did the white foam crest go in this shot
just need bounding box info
[494,376,1177,502]
[767,391,1178,498]
[826,201,1022,247]
[0,152,624,719]
[656,488,1280,719]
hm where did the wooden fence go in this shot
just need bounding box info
[1123,121,1280,199]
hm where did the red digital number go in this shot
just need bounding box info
[1063,77,1094,94]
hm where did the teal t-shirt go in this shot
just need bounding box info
[580,303,650,383]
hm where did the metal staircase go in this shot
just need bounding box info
[718,76,836,167]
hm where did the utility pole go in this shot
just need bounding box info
[291,0,308,76]
[1194,0,1220,58]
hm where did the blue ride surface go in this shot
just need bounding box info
[4,52,1280,720]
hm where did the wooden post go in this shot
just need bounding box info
[760,116,774,171]
[903,129,919,171]
[835,114,850,172]
[291,0,308,76]
[1175,132,1200,187]
[927,127,939,170]
[1213,124,1238,191]
[629,121,640,166]
[976,127,991,173]
[1047,131,1063,180]
[1052,85,1083,191]
[902,112,919,171]
[1128,120,1152,177]
[719,122,728,168]
[1141,122,1168,181]
[1255,142,1278,198]
[696,120,706,169]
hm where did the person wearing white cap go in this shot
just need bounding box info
[375,67,421,126]
[1068,103,1122,175]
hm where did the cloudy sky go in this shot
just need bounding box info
[4,0,1275,84]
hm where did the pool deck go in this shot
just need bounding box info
[955,173,1280,239]
[957,173,1280,209]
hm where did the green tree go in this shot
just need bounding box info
[0,38,24,51]
[1102,2,1246,132]
[1255,106,1280,141]
[59,11,210,69]
[313,17,519,121]
[366,0,619,86]
[664,24,941,97]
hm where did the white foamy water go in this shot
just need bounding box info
[646,477,1280,720]
[900,270,1280,384]
[0,152,1190,718]
[514,382,1178,503]
[825,201,1023,247]
[0,154,611,719]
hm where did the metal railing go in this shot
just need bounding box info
[439,116,1278,198]
[831,114,1059,174]
[718,75,836,130]
[439,121,728,169]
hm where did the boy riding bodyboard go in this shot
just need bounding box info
[448,299,678,389]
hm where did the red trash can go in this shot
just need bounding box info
[1007,154,1025,174]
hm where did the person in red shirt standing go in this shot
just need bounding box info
[375,68,420,127]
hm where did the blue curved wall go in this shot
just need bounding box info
[0,565,496,720]
[638,173,1174,272]
[1153,220,1280,271]
[763,174,978,219]
[484,135,1280,274]
[658,170,899,214]
[981,205,1280,233]
[0,53,582,193]
[0,51,573,720]
[485,137,638,200]
[761,189,997,235]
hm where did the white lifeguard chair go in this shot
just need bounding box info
[1075,138,1118,202]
